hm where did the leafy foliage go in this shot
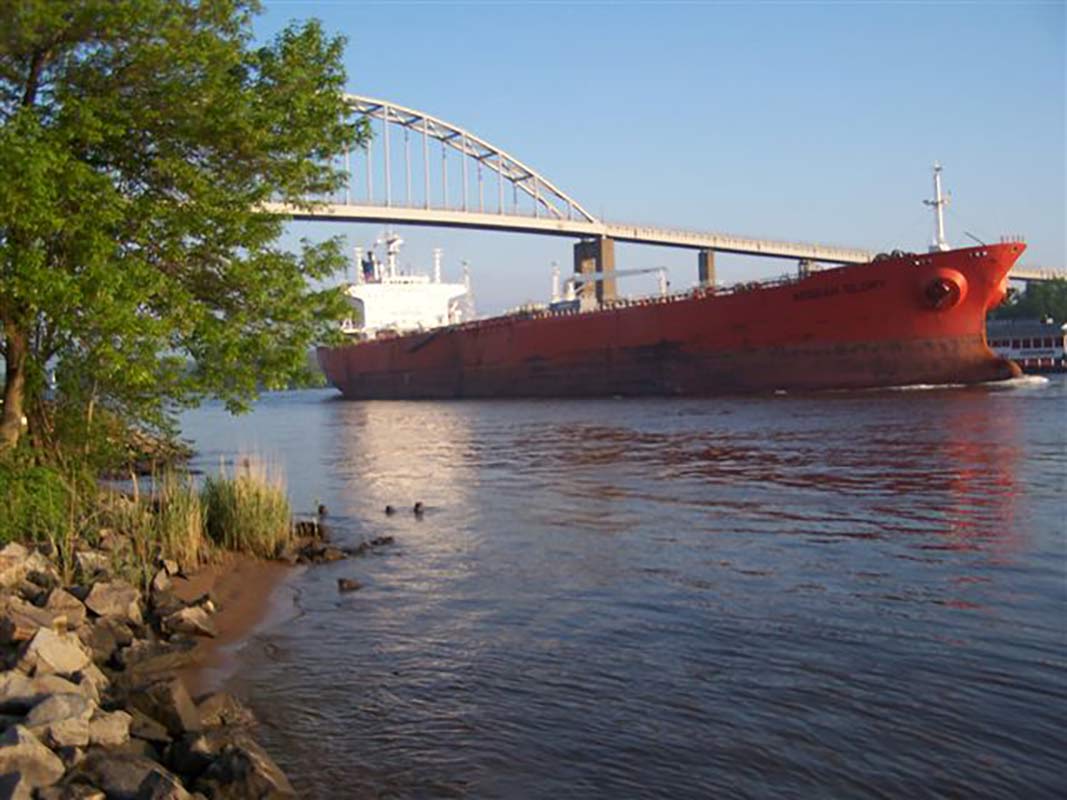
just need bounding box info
[0,0,366,449]
[990,280,1067,325]
[0,453,74,544]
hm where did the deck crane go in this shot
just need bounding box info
[551,263,670,309]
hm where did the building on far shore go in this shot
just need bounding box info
[987,318,1067,373]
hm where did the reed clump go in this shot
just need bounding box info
[96,469,209,587]
[202,456,292,559]
[155,470,208,571]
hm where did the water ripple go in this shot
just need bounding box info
[181,378,1067,799]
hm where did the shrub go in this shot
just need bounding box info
[0,457,74,546]
[202,457,292,558]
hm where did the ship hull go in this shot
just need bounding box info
[318,243,1025,399]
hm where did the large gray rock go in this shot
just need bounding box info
[129,679,200,737]
[136,770,194,800]
[70,750,177,800]
[74,550,112,580]
[78,615,137,665]
[193,732,295,799]
[0,670,83,713]
[43,715,92,748]
[116,638,196,677]
[84,581,142,624]
[128,708,172,745]
[25,692,94,727]
[26,568,59,591]
[162,607,217,639]
[0,724,66,789]
[195,693,255,730]
[55,743,86,769]
[0,542,55,590]
[77,622,116,666]
[0,542,29,574]
[150,569,172,595]
[45,588,88,629]
[15,577,47,604]
[0,669,35,711]
[25,692,95,748]
[20,628,92,676]
[0,595,61,644]
[149,590,187,620]
[74,664,109,705]
[89,709,133,748]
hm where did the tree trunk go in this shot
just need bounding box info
[0,320,28,450]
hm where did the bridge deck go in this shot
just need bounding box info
[262,202,876,264]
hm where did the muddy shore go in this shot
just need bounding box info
[172,555,302,697]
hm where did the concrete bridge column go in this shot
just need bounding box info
[698,249,716,288]
[574,237,616,305]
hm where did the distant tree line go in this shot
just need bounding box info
[990,280,1067,325]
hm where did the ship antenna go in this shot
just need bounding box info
[923,163,951,252]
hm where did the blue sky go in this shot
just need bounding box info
[258,1,1065,313]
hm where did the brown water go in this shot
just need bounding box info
[180,376,1066,799]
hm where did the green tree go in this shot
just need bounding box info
[1,0,366,450]
[990,280,1067,325]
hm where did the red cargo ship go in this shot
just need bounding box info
[318,240,1025,398]
[319,168,1027,398]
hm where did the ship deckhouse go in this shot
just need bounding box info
[342,233,471,337]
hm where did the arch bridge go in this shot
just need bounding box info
[264,95,1059,301]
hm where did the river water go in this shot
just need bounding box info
[179,377,1066,799]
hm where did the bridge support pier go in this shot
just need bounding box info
[574,237,616,305]
[698,249,716,288]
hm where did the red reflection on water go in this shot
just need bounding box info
[935,394,1023,555]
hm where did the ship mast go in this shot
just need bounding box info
[378,231,403,278]
[923,163,950,252]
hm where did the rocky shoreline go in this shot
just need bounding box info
[0,521,387,798]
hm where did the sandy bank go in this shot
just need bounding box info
[172,553,302,696]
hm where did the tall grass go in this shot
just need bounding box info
[3,452,292,589]
[202,457,292,559]
[155,470,207,571]
[97,469,209,588]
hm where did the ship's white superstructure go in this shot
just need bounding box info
[342,233,472,337]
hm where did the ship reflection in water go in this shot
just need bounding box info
[180,376,1065,799]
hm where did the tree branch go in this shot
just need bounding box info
[21,48,48,107]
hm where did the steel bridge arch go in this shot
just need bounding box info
[346,94,598,224]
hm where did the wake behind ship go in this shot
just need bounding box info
[318,172,1027,398]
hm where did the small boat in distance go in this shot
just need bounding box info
[318,168,1027,398]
